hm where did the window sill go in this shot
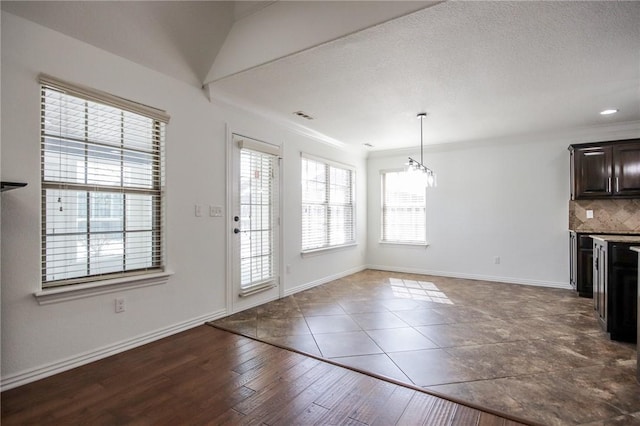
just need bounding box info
[379,241,430,247]
[301,242,357,258]
[34,271,174,305]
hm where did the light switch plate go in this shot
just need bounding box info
[586,210,594,219]
[195,205,202,217]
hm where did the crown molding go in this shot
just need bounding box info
[367,120,640,159]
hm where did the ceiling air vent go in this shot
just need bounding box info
[293,111,314,120]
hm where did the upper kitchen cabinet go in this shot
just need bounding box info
[570,139,640,199]
[613,143,640,196]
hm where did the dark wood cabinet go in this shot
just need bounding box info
[569,231,594,297]
[593,238,607,329]
[609,242,638,342]
[632,246,640,383]
[592,237,638,343]
[569,139,640,199]
[613,143,640,196]
[569,232,577,290]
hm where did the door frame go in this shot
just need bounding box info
[225,125,284,315]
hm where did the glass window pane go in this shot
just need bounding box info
[89,233,124,275]
[87,146,122,186]
[45,190,87,235]
[45,234,88,281]
[126,231,153,270]
[90,193,123,232]
[126,194,153,231]
[123,112,154,152]
[88,102,121,146]
[43,138,86,184]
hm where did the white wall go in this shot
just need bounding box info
[367,124,640,287]
[0,12,366,389]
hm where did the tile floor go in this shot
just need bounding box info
[212,269,640,426]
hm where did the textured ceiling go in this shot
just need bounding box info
[209,1,640,150]
[4,1,638,151]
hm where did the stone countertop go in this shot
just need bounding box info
[590,235,640,244]
[570,230,640,235]
[631,247,640,253]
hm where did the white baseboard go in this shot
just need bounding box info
[366,264,572,290]
[0,309,227,392]
[283,264,367,297]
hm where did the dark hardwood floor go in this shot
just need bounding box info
[1,325,528,425]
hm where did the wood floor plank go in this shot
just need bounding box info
[285,402,330,425]
[313,368,368,409]
[1,326,528,426]
[315,374,380,425]
[370,386,417,426]
[396,389,438,425]
[264,363,347,425]
[451,405,482,426]
[422,398,459,425]
[346,379,398,424]
[478,412,507,426]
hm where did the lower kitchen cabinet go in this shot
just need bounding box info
[569,231,594,297]
[592,236,638,343]
[631,246,640,383]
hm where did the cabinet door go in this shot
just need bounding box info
[593,241,607,331]
[574,146,613,198]
[569,232,577,290]
[608,243,638,342]
[613,142,640,196]
[577,235,594,298]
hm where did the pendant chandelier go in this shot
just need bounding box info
[407,112,436,187]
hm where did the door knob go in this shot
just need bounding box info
[234,216,239,222]
[233,228,240,234]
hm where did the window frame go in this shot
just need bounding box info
[380,168,428,246]
[300,153,356,254]
[39,74,169,292]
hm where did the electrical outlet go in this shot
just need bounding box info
[210,206,223,217]
[115,297,125,313]
[494,256,501,265]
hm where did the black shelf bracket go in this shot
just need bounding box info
[1,181,28,192]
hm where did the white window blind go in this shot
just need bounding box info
[40,76,168,288]
[381,170,427,244]
[301,155,355,251]
[239,147,278,292]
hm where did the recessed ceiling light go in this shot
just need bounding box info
[600,109,619,115]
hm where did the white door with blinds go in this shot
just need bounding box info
[230,134,280,312]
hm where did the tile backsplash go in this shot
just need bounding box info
[569,199,640,234]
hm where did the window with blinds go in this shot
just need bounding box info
[40,75,168,288]
[239,147,278,292]
[301,155,355,251]
[381,170,427,244]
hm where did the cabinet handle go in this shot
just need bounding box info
[616,177,619,193]
[607,177,611,193]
